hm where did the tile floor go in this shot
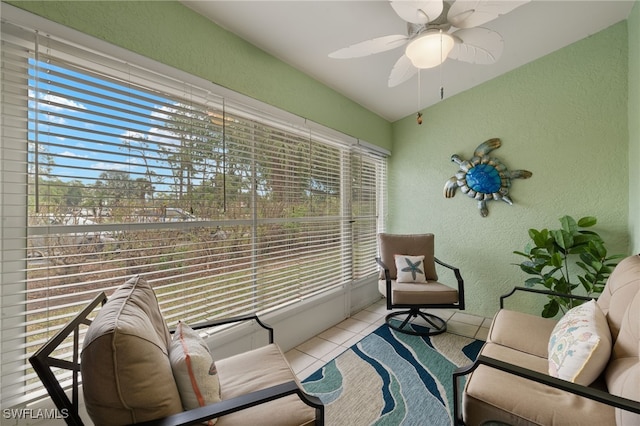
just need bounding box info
[284,298,492,381]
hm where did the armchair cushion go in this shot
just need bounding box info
[379,280,459,305]
[169,321,221,424]
[463,342,615,426]
[215,344,316,426]
[548,299,611,385]
[378,233,438,281]
[394,254,428,283]
[81,276,183,425]
[488,309,556,359]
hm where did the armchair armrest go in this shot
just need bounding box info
[375,257,390,279]
[376,258,393,310]
[452,355,640,425]
[174,314,274,344]
[133,380,325,426]
[435,257,465,310]
[499,286,594,309]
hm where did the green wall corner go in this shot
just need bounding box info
[389,22,630,317]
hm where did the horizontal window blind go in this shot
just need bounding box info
[351,149,387,281]
[0,18,386,408]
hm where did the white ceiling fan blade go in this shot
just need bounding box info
[390,0,444,24]
[448,0,530,29]
[388,54,419,87]
[329,34,409,59]
[449,27,503,64]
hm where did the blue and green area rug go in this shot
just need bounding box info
[302,322,484,426]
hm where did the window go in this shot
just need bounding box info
[0,19,387,407]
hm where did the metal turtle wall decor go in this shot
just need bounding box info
[443,138,532,217]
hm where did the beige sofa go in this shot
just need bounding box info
[454,254,640,426]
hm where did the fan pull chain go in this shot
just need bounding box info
[440,29,445,100]
[417,70,423,125]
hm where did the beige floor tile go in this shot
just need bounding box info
[296,336,340,359]
[360,319,385,336]
[320,345,348,363]
[352,309,384,324]
[335,317,370,333]
[297,359,327,381]
[424,308,456,321]
[317,326,357,345]
[342,333,365,348]
[450,311,485,326]
[364,301,388,315]
[284,348,318,374]
[475,327,490,341]
[446,320,480,339]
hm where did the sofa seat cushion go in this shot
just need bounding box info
[487,309,557,359]
[215,344,316,426]
[81,276,183,425]
[463,342,615,426]
[378,280,459,305]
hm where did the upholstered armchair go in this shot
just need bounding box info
[376,233,465,336]
[29,276,324,425]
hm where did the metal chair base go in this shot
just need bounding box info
[385,308,447,336]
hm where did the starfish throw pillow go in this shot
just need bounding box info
[394,254,428,283]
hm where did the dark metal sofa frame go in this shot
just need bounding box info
[29,292,324,426]
[452,286,640,426]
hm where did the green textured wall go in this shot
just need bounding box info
[389,22,630,318]
[6,0,392,150]
[629,2,640,254]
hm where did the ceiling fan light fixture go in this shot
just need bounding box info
[405,31,455,69]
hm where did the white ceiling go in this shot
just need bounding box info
[181,1,634,122]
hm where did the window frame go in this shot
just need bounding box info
[0,6,388,409]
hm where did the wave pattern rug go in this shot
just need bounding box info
[302,322,484,426]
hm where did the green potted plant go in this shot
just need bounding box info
[513,215,624,318]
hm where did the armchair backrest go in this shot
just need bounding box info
[377,233,438,281]
[81,275,183,425]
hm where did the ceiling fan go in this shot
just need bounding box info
[329,0,530,88]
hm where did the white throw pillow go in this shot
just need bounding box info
[548,299,612,385]
[169,321,221,425]
[394,254,428,283]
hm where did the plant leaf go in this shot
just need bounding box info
[560,215,578,234]
[550,252,564,268]
[530,229,549,247]
[542,300,559,318]
[525,277,542,287]
[577,216,597,227]
[551,229,573,251]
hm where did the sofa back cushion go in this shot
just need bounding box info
[597,254,640,339]
[599,254,640,426]
[81,276,183,425]
[605,287,640,426]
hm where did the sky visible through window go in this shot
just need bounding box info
[29,59,197,194]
